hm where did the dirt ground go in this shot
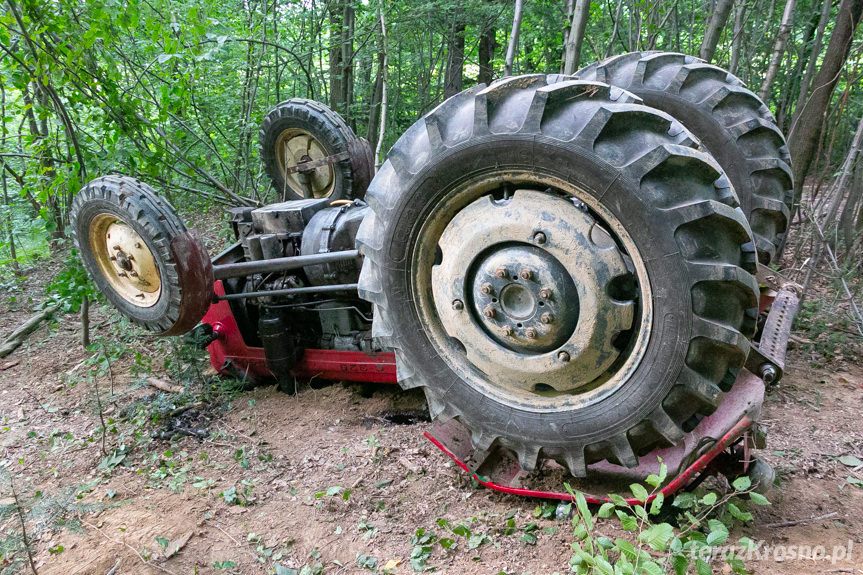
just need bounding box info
[2,248,863,575]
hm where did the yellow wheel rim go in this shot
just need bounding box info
[88,213,162,307]
[274,128,336,198]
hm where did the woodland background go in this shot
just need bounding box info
[0,0,862,330]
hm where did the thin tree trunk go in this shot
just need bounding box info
[840,160,863,254]
[819,113,863,227]
[504,0,524,77]
[759,0,797,102]
[729,0,746,74]
[791,0,832,131]
[790,0,863,212]
[700,0,734,63]
[366,18,385,150]
[341,3,355,124]
[375,1,388,169]
[478,24,496,85]
[561,0,574,72]
[0,82,18,276]
[563,0,590,74]
[443,17,466,98]
[328,0,345,115]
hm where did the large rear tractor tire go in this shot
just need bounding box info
[70,176,213,336]
[357,76,759,476]
[577,52,793,265]
[260,98,373,201]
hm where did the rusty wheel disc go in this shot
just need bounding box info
[418,183,652,409]
[89,213,162,307]
[274,128,336,198]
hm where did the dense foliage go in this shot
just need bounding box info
[0,0,861,269]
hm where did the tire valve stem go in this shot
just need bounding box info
[525,328,538,339]
[452,299,464,311]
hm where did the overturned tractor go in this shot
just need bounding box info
[70,52,799,502]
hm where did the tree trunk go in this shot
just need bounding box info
[561,0,574,72]
[443,17,466,98]
[819,113,863,227]
[478,24,496,85]
[375,1,388,169]
[791,0,832,131]
[367,18,386,150]
[790,0,863,212]
[504,0,524,77]
[340,4,355,124]
[729,0,746,75]
[563,0,589,74]
[759,0,797,102]
[840,159,863,254]
[328,0,345,115]
[700,0,735,63]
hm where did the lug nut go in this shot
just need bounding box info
[557,351,571,362]
[452,299,464,310]
[129,271,139,277]
[117,272,128,277]
[540,312,553,324]
[135,242,142,249]
[495,268,507,279]
[112,245,121,251]
[483,305,495,319]
[480,283,493,295]
[760,364,777,384]
[520,269,532,280]
[525,328,538,339]
[533,231,547,245]
[539,288,551,299]
[501,325,514,336]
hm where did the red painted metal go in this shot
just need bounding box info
[425,416,754,504]
[202,281,397,383]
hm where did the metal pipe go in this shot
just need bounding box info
[212,249,360,280]
[217,283,359,301]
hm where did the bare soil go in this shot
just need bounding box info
[2,247,862,575]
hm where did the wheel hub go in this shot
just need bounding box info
[89,214,162,307]
[471,245,578,354]
[432,189,636,395]
[275,128,335,198]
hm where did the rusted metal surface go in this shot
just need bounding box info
[163,230,215,336]
[746,284,802,384]
[212,249,359,280]
[430,189,640,397]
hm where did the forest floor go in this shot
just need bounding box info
[1,221,863,575]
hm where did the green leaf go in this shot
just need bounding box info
[695,558,711,575]
[608,493,629,507]
[706,519,729,545]
[749,492,771,505]
[638,523,675,551]
[156,537,169,550]
[732,476,751,491]
[671,553,688,575]
[575,491,593,530]
[700,492,717,506]
[649,492,664,515]
[630,483,649,503]
[639,560,664,575]
[467,533,489,550]
[615,509,638,531]
[672,492,697,509]
[727,503,753,522]
[597,502,615,518]
[839,455,863,467]
[275,566,298,575]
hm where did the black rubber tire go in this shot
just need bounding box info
[357,75,759,476]
[259,98,372,201]
[71,176,210,335]
[577,52,793,265]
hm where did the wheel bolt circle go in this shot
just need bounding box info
[525,328,538,339]
[540,312,553,324]
[519,269,532,280]
[452,299,464,310]
[557,351,570,362]
[480,283,493,295]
